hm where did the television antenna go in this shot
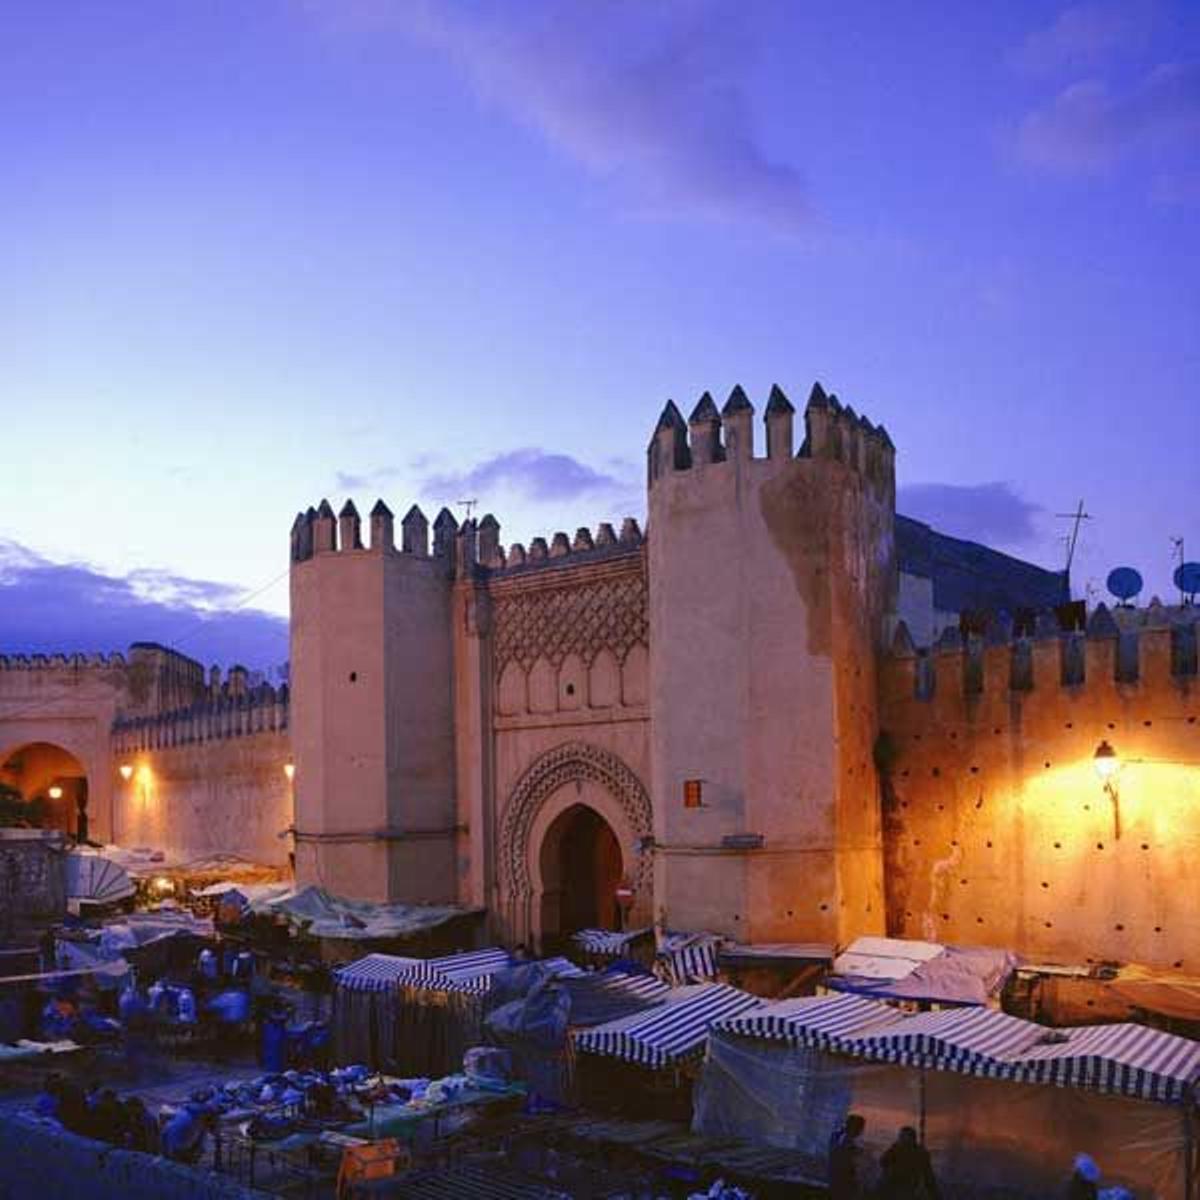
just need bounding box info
[1055,500,1092,574]
[457,498,478,522]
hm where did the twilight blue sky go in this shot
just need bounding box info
[2,1,1198,668]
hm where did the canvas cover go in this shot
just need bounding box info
[695,1031,1191,1199]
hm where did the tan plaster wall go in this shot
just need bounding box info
[0,663,127,842]
[880,627,1200,968]
[290,539,456,902]
[112,729,292,865]
[491,710,652,944]
[647,435,892,945]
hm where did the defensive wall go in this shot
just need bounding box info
[287,382,904,948]
[0,644,208,842]
[109,670,292,867]
[880,603,1200,969]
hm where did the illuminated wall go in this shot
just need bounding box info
[880,612,1200,969]
[111,690,292,866]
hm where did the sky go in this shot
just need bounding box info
[1,0,1198,669]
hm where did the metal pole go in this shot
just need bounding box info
[1186,1094,1195,1200]
[919,1065,927,1144]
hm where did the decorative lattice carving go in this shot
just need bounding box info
[499,741,653,903]
[492,571,647,671]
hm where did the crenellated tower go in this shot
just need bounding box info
[647,382,897,944]
[289,497,457,902]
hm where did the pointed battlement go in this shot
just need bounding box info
[645,381,896,498]
[479,517,646,578]
[884,603,1200,712]
[112,680,290,752]
[290,497,477,561]
[0,650,128,670]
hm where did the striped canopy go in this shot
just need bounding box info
[714,994,1200,1104]
[334,953,424,993]
[1012,1022,1200,1104]
[411,947,514,994]
[838,1006,1042,1078]
[561,968,669,1027]
[656,933,722,986]
[336,947,512,995]
[574,983,762,1069]
[570,928,651,958]
[717,993,897,1048]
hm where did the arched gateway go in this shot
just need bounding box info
[1,740,92,837]
[498,742,653,950]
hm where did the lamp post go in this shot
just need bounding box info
[1093,740,1122,838]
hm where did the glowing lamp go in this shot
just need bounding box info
[283,763,295,781]
[119,764,134,781]
[1093,740,1120,781]
[47,785,63,800]
[152,876,175,895]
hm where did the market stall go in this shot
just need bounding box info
[573,983,763,1120]
[333,948,513,1076]
[696,994,1200,1199]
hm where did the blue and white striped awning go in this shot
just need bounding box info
[561,968,669,1027]
[716,993,896,1048]
[574,983,762,1069]
[417,947,514,994]
[656,933,722,986]
[715,994,1200,1105]
[571,928,651,958]
[838,1006,1043,1077]
[335,953,424,993]
[1011,1022,1200,1103]
[336,948,512,995]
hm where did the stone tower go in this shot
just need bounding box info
[288,498,458,901]
[646,383,897,944]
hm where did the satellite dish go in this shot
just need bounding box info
[1106,566,1143,606]
[1175,561,1200,600]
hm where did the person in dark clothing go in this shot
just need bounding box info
[90,1088,128,1145]
[122,1096,159,1154]
[55,1080,90,1137]
[829,1112,867,1199]
[1066,1153,1101,1199]
[880,1126,940,1199]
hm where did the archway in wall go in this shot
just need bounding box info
[499,741,654,951]
[538,804,623,948]
[0,742,88,835]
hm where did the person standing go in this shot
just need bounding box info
[879,1125,940,1199]
[829,1113,868,1199]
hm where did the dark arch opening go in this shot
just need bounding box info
[0,742,88,836]
[538,803,623,951]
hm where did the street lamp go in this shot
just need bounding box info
[1093,740,1120,782]
[1093,740,1122,838]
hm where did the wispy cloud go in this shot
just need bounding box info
[315,0,811,234]
[334,467,402,491]
[1016,61,1200,173]
[419,447,634,504]
[0,541,287,671]
[1013,2,1149,75]
[898,482,1042,547]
